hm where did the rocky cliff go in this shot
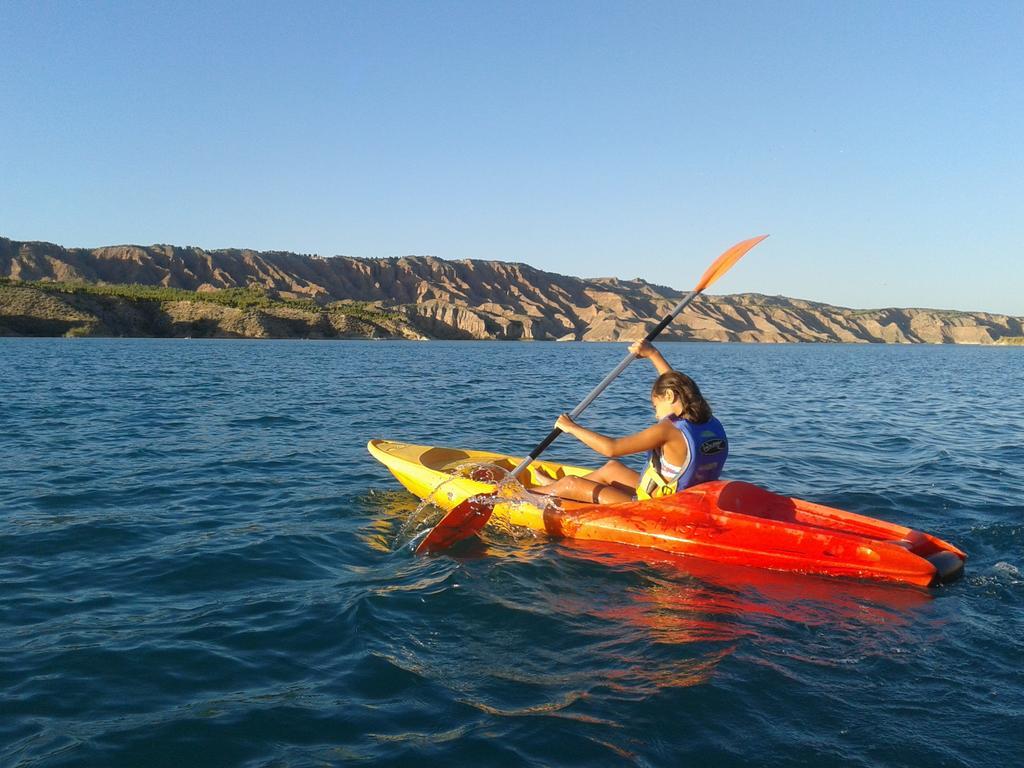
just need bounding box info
[2,236,1022,343]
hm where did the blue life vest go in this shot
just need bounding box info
[637,415,729,499]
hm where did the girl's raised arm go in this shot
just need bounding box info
[628,340,673,375]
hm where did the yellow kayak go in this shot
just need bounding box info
[367,439,966,586]
[366,439,587,530]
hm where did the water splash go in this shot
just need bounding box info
[391,460,558,551]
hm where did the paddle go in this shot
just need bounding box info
[415,234,769,554]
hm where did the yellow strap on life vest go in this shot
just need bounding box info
[636,459,679,501]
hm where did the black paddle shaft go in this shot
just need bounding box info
[508,287,700,479]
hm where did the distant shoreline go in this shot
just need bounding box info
[3,234,1023,343]
[3,278,1023,344]
[5,338,1023,349]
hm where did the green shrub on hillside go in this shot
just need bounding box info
[16,279,328,313]
[327,300,403,322]
[1,278,407,333]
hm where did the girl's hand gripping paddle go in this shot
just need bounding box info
[415,234,769,554]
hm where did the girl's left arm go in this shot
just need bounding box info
[555,414,670,458]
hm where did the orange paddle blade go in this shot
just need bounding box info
[414,497,493,554]
[694,234,769,293]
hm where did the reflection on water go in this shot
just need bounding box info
[362,483,935,702]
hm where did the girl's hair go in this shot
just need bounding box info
[652,371,713,423]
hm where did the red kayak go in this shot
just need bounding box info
[546,480,966,587]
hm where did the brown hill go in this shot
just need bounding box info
[1,236,1022,343]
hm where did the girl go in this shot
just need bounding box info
[534,340,728,504]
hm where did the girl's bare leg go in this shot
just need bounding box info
[534,460,638,504]
[586,460,640,489]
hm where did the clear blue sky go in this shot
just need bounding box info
[1,1,1021,314]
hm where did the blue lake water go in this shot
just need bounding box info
[2,339,1022,767]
